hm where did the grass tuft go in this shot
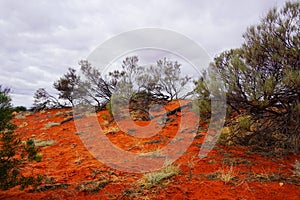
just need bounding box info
[138,164,180,188]
[103,126,120,134]
[218,165,236,184]
[34,139,55,147]
[44,122,61,129]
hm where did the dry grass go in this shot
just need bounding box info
[34,139,55,147]
[25,111,33,116]
[138,148,166,159]
[251,173,272,182]
[76,180,110,193]
[101,113,109,121]
[18,122,28,128]
[85,112,97,117]
[54,111,64,116]
[15,114,26,120]
[103,126,120,134]
[34,153,43,162]
[218,165,236,184]
[74,151,84,165]
[44,122,61,129]
[100,119,110,126]
[137,164,180,188]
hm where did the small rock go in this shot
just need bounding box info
[279,182,284,187]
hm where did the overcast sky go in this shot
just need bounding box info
[0,0,287,108]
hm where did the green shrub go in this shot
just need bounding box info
[192,98,211,120]
[13,106,27,112]
[34,153,43,162]
[0,85,43,190]
[25,139,39,161]
[105,102,112,115]
[203,2,300,154]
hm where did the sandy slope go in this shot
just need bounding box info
[0,101,299,199]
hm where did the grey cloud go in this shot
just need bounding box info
[0,0,287,107]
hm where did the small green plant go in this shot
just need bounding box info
[0,86,43,190]
[18,174,43,190]
[106,96,123,117]
[106,102,113,116]
[216,126,231,145]
[25,139,39,161]
[34,153,43,162]
[238,115,251,130]
[191,99,211,120]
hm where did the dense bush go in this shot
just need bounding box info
[195,1,300,155]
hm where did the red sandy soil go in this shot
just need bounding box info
[0,101,299,200]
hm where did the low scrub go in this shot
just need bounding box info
[217,165,237,184]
